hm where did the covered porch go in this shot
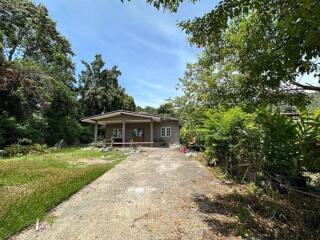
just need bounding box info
[81,111,161,147]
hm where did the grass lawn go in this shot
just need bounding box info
[0,147,125,239]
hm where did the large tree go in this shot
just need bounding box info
[0,0,75,118]
[0,0,74,84]
[79,54,135,116]
[0,0,79,146]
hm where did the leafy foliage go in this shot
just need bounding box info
[0,0,74,85]
[158,102,175,116]
[147,0,320,106]
[124,0,197,12]
[191,106,320,178]
[257,109,300,176]
[3,141,48,157]
[198,107,263,179]
[79,54,135,116]
[295,113,320,172]
[135,102,175,117]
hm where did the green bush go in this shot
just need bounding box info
[257,109,300,176]
[78,125,93,144]
[295,113,320,172]
[258,109,320,175]
[3,139,48,157]
[180,126,202,147]
[199,107,262,175]
[197,106,320,180]
[0,115,25,147]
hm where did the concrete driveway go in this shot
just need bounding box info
[15,148,236,240]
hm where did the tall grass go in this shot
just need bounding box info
[0,148,125,239]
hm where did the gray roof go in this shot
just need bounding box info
[81,110,179,123]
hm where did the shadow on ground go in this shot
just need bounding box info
[193,191,320,240]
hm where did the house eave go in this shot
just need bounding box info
[81,110,179,124]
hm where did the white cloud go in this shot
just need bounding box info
[136,79,164,90]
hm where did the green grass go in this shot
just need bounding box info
[0,147,125,239]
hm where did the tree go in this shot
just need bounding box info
[144,0,320,99]
[0,0,74,85]
[79,54,135,116]
[0,0,79,147]
[0,0,76,120]
[44,81,82,145]
[158,102,175,116]
[175,58,308,112]
[135,106,159,114]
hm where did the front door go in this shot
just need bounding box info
[132,128,144,142]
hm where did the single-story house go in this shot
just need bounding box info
[81,110,180,147]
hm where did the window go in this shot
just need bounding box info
[166,127,171,137]
[161,127,166,137]
[161,127,171,137]
[112,128,122,138]
[132,128,144,137]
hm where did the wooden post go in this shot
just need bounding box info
[105,124,107,140]
[122,120,126,147]
[150,119,153,147]
[94,121,98,142]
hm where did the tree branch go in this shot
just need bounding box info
[291,81,320,92]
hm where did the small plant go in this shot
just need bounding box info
[236,207,252,221]
[247,182,263,196]
[235,223,251,238]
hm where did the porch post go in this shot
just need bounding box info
[105,124,107,140]
[94,121,98,142]
[150,119,153,147]
[122,120,126,147]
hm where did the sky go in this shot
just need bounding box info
[34,0,215,107]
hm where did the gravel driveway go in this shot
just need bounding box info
[14,148,237,240]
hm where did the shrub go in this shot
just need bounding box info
[0,115,25,147]
[295,113,320,172]
[199,107,262,177]
[257,108,300,176]
[3,139,48,157]
[190,106,320,180]
[180,126,203,148]
[258,109,320,175]
[78,125,93,144]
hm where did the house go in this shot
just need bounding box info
[81,110,180,147]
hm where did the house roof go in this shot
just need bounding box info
[81,110,179,124]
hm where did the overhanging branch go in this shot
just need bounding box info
[291,81,320,92]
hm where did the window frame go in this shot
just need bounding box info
[160,127,171,137]
[166,127,171,137]
[132,128,144,137]
[112,128,123,138]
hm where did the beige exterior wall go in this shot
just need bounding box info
[154,120,180,145]
[102,120,180,145]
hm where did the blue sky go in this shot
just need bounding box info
[34,0,215,107]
